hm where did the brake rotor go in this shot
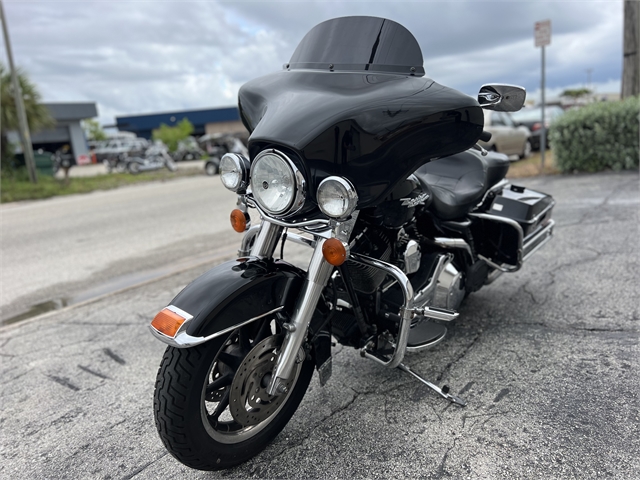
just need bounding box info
[229,335,298,427]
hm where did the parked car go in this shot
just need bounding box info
[479,110,532,160]
[511,105,564,150]
[94,137,149,162]
[204,157,220,176]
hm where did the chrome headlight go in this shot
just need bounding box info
[317,176,358,219]
[250,149,305,216]
[220,153,250,193]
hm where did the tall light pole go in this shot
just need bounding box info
[535,20,551,173]
[0,0,37,183]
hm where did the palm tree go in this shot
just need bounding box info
[1,62,55,168]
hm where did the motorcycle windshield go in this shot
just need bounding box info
[289,16,425,76]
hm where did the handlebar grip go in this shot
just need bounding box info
[479,131,492,142]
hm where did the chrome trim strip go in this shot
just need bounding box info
[165,304,193,322]
[349,252,414,369]
[149,306,284,348]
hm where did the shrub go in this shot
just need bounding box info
[549,97,639,173]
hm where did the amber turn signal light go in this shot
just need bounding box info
[230,209,249,233]
[322,238,347,266]
[151,308,186,337]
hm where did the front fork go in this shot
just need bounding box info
[246,219,334,396]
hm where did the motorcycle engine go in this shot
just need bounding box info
[347,228,392,294]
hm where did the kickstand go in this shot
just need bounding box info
[398,363,467,407]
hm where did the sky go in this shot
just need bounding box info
[1,1,625,126]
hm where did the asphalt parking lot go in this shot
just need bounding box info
[0,170,638,479]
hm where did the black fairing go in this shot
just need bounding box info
[170,258,304,339]
[238,16,484,210]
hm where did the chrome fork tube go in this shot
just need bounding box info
[267,238,333,395]
[250,220,283,258]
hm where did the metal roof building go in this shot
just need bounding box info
[115,107,244,139]
[28,102,98,164]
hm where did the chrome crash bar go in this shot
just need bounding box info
[348,253,415,369]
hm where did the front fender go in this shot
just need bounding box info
[150,257,304,347]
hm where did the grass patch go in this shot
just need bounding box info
[507,150,560,179]
[1,168,203,203]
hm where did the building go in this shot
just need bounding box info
[29,102,98,164]
[115,107,246,140]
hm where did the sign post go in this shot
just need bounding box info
[535,20,551,173]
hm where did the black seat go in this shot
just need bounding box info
[414,149,509,220]
[483,150,510,189]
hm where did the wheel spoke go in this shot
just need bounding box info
[206,373,233,394]
[209,390,230,420]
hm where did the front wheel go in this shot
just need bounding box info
[127,161,140,174]
[153,320,314,470]
[205,161,218,176]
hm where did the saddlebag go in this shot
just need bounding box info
[472,184,555,271]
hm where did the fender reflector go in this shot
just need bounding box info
[230,209,250,233]
[151,308,186,337]
[322,238,347,266]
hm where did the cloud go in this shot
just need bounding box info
[0,0,624,126]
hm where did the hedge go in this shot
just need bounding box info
[549,96,639,173]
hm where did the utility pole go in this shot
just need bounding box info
[622,0,639,98]
[535,20,551,173]
[0,0,37,183]
[586,68,593,90]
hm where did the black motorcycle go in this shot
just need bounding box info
[149,16,555,470]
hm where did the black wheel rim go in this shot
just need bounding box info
[201,318,301,444]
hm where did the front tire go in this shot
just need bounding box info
[128,161,140,174]
[153,323,314,470]
[205,161,218,176]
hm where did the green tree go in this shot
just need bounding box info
[82,118,107,141]
[152,118,194,152]
[1,62,55,168]
[560,88,592,99]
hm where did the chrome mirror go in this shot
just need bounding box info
[478,84,526,112]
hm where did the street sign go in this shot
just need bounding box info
[77,154,90,165]
[535,20,551,47]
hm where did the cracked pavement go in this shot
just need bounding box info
[0,170,638,479]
